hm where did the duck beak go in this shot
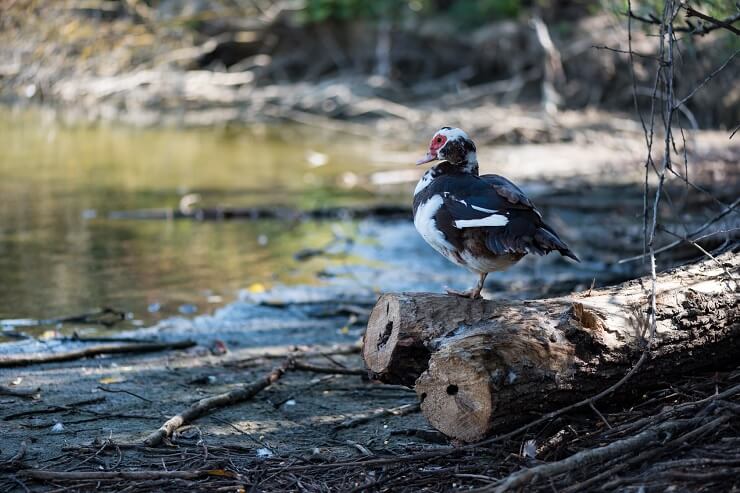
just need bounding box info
[416,152,437,165]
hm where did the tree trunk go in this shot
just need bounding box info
[362,254,739,442]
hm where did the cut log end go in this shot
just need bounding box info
[416,352,495,443]
[363,292,502,387]
[363,294,401,377]
[363,293,433,387]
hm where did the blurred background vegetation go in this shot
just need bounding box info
[1,0,738,128]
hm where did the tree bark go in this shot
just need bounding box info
[362,254,739,442]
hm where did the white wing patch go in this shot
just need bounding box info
[471,204,497,213]
[454,214,508,228]
[414,195,455,252]
[443,192,468,207]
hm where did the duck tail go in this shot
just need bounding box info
[534,227,580,262]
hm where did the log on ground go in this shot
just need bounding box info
[362,254,738,442]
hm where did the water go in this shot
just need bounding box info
[0,108,405,337]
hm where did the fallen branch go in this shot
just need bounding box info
[1,440,27,466]
[48,307,126,327]
[289,360,366,376]
[143,362,289,447]
[0,308,126,329]
[3,397,106,421]
[334,403,420,430]
[225,344,361,368]
[21,469,224,481]
[0,340,196,368]
[96,386,153,403]
[488,415,729,493]
[0,385,40,399]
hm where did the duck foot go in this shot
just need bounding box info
[445,287,483,300]
[445,273,488,300]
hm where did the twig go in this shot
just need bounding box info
[3,397,106,421]
[143,362,288,447]
[618,197,740,263]
[334,403,420,430]
[96,386,154,403]
[658,227,737,283]
[627,8,740,35]
[683,6,740,36]
[675,48,740,109]
[0,340,196,367]
[289,360,366,376]
[20,469,227,481]
[264,382,740,471]
[591,45,658,60]
[489,415,729,493]
[589,401,612,429]
[225,344,361,368]
[1,440,27,465]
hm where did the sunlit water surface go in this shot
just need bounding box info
[0,109,406,338]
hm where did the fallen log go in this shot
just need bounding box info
[363,254,738,442]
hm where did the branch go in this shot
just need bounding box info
[625,7,740,36]
[618,196,740,263]
[683,6,740,36]
[0,385,39,400]
[143,362,288,447]
[0,340,196,367]
[675,48,740,109]
[21,469,220,481]
[289,360,366,376]
[627,8,740,36]
[491,416,729,493]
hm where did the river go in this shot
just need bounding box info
[0,109,413,339]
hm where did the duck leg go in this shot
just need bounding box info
[446,272,488,299]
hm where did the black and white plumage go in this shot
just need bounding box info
[413,127,578,299]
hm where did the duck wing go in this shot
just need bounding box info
[434,174,579,261]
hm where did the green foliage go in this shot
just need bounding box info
[299,0,420,23]
[446,0,524,25]
[298,0,531,25]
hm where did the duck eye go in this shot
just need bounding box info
[435,137,442,143]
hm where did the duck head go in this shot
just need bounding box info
[416,127,478,173]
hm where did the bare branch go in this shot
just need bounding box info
[683,5,740,36]
[627,7,740,36]
[675,49,740,109]
[619,197,740,263]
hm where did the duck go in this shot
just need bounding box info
[413,127,579,299]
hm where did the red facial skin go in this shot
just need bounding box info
[429,134,447,154]
[416,134,447,165]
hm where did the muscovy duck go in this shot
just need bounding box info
[413,127,579,299]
